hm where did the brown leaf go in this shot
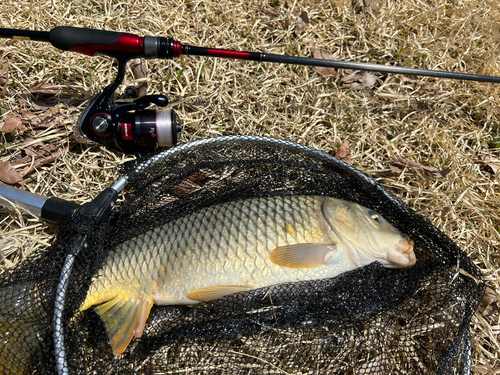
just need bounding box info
[18,147,67,177]
[295,11,310,34]
[363,0,378,13]
[398,77,445,94]
[132,58,148,80]
[335,140,352,165]
[420,85,445,94]
[311,47,338,78]
[1,40,16,48]
[27,114,58,129]
[0,62,7,85]
[20,110,35,119]
[44,144,57,153]
[341,70,377,90]
[131,58,148,97]
[171,168,213,197]
[476,154,500,176]
[341,70,363,83]
[399,76,421,84]
[280,13,292,28]
[0,114,25,133]
[12,155,31,166]
[24,148,39,158]
[31,100,50,111]
[389,165,402,174]
[438,167,452,177]
[480,286,498,317]
[29,82,60,96]
[390,158,451,177]
[24,143,58,158]
[261,6,280,17]
[0,161,24,186]
[46,106,61,116]
[440,206,451,220]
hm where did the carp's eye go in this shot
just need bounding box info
[367,209,381,223]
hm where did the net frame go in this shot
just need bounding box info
[0,136,485,374]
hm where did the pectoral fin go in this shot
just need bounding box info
[186,285,252,302]
[269,243,338,268]
[94,295,153,355]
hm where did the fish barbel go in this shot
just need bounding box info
[81,195,415,354]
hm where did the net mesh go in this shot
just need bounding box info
[0,136,484,374]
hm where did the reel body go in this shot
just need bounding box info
[76,86,182,153]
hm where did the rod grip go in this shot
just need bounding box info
[49,26,144,57]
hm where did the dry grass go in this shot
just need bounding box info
[0,0,499,373]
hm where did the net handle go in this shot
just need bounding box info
[53,188,118,375]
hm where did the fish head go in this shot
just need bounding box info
[322,198,416,269]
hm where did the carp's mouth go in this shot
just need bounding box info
[389,236,416,268]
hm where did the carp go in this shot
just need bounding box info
[81,195,415,354]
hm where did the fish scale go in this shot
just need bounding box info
[80,194,415,354]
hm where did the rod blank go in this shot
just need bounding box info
[0,28,50,42]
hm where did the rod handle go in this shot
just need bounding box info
[49,26,144,57]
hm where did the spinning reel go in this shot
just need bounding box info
[1,26,500,153]
[76,62,182,153]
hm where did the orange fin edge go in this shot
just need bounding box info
[186,285,252,302]
[94,295,153,355]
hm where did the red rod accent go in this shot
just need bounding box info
[69,34,144,56]
[173,41,182,58]
[205,48,252,60]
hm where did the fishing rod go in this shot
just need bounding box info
[2,26,500,152]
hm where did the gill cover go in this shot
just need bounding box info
[321,198,415,268]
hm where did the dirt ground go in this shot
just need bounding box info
[0,0,499,373]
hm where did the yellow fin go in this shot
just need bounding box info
[269,243,337,269]
[94,295,153,355]
[186,285,252,302]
